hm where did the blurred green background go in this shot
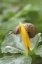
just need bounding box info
[0,0,42,64]
[0,0,42,47]
[0,0,42,43]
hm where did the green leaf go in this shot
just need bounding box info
[35,45,42,57]
[1,34,24,54]
[1,33,41,54]
[0,55,32,64]
[30,33,41,50]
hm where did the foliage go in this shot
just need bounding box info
[0,0,42,64]
[0,33,42,64]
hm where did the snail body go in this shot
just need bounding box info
[13,23,36,38]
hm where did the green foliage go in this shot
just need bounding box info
[0,55,32,64]
[0,33,42,64]
[35,45,42,57]
[0,0,42,64]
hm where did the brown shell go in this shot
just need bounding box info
[13,23,36,38]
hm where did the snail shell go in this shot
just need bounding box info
[13,23,36,38]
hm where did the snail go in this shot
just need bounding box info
[13,23,36,38]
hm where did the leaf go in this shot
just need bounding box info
[35,45,42,57]
[0,55,32,64]
[30,33,41,50]
[1,32,41,54]
[1,34,24,53]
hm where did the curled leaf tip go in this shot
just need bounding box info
[19,22,32,54]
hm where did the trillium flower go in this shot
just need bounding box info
[19,22,32,55]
